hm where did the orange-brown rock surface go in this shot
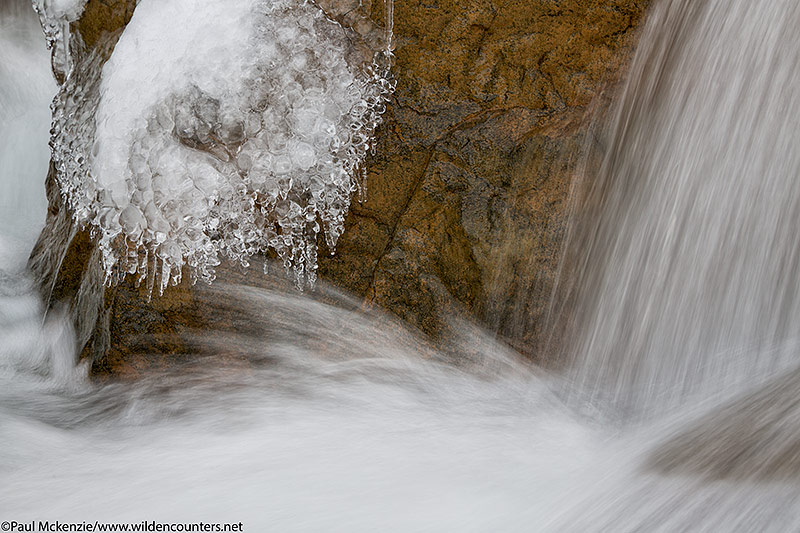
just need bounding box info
[30,0,648,376]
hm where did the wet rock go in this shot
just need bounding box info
[30,0,647,375]
[318,0,646,351]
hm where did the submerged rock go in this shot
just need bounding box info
[30,0,646,376]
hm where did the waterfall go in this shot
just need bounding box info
[556,0,800,420]
[0,0,54,270]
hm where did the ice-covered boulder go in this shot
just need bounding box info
[29,0,646,372]
[50,0,394,294]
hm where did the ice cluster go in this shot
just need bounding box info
[50,0,394,294]
[31,0,86,81]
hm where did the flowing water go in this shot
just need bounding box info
[555,0,800,422]
[2,0,800,531]
[0,0,53,268]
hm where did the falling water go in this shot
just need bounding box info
[3,0,800,531]
[0,0,54,268]
[557,0,800,420]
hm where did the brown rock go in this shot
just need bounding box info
[76,0,136,50]
[320,0,646,353]
[30,0,648,376]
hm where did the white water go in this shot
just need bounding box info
[0,0,54,267]
[556,0,800,421]
[3,0,800,531]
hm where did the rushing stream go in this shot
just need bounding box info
[2,0,800,531]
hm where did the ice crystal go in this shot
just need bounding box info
[49,0,395,294]
[31,0,86,82]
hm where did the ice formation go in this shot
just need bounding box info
[49,0,394,294]
[31,0,86,82]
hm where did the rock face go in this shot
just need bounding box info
[30,0,647,376]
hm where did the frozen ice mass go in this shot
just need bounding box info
[49,0,395,294]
